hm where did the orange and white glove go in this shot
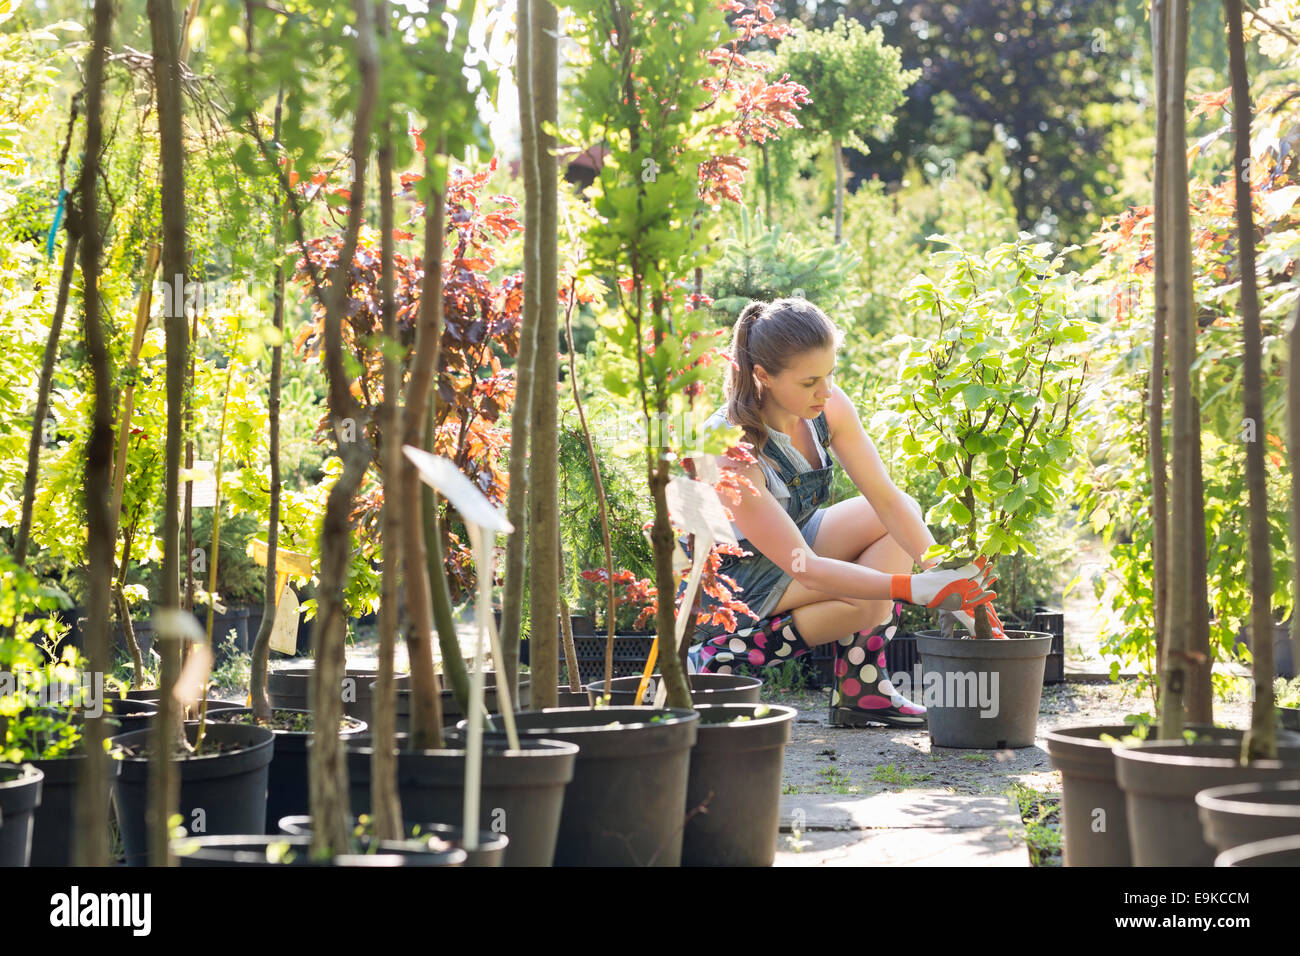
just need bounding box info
[951,600,1009,639]
[890,563,996,612]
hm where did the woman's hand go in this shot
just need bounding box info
[947,600,1009,639]
[934,554,997,590]
[890,563,997,612]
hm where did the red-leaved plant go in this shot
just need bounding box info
[292,158,521,603]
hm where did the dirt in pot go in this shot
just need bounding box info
[217,709,363,734]
[112,738,250,759]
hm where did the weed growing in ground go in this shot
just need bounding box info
[1008,782,1061,866]
[815,765,858,794]
[870,762,933,786]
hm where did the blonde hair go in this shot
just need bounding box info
[725,297,844,473]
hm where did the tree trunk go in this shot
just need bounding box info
[1187,389,1213,723]
[1149,0,1170,683]
[1290,298,1300,689]
[832,138,845,244]
[108,1,201,675]
[1158,0,1196,741]
[562,280,615,694]
[309,0,379,858]
[1227,0,1274,758]
[249,86,286,722]
[71,0,114,870]
[527,0,560,710]
[146,0,190,867]
[650,445,692,708]
[16,231,79,567]
[423,404,471,711]
[501,0,539,699]
[370,6,403,838]
[761,139,772,224]
[398,143,448,751]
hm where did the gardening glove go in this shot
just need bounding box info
[890,563,996,612]
[933,553,997,591]
[944,600,1009,640]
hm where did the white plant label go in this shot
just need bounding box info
[269,586,300,655]
[186,460,217,509]
[666,475,736,545]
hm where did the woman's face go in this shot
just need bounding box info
[754,345,836,418]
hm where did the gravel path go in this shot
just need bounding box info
[767,678,1253,800]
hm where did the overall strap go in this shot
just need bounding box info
[813,409,831,448]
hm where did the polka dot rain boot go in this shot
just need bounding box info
[829,603,927,728]
[697,609,812,675]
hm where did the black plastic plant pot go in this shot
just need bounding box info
[210,708,367,833]
[109,721,275,866]
[911,629,1053,749]
[0,763,44,867]
[1278,707,1300,732]
[1046,723,1247,867]
[171,833,466,867]
[387,673,532,734]
[276,814,508,867]
[555,686,590,708]
[133,698,245,719]
[455,707,700,867]
[1114,739,1300,866]
[28,751,122,866]
[1197,780,1300,855]
[1044,723,1137,867]
[347,734,577,867]
[683,704,796,867]
[268,661,379,724]
[1215,833,1300,866]
[586,673,763,708]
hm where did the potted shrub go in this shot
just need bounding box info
[586,672,762,707]
[109,714,277,866]
[3,653,135,867]
[875,234,1089,748]
[1274,676,1300,731]
[456,707,702,866]
[277,813,509,867]
[0,763,44,867]
[171,833,467,867]
[209,707,367,833]
[345,733,577,867]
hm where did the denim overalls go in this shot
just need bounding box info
[677,410,835,658]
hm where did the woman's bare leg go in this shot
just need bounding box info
[767,494,924,646]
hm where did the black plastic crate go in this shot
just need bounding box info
[563,635,656,686]
[1044,647,1064,684]
[1030,607,1065,637]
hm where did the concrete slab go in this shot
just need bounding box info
[773,791,1030,866]
[780,791,1021,831]
[775,824,1029,866]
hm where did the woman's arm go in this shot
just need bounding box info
[824,384,940,570]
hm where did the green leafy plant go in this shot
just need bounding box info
[706,205,861,316]
[1274,677,1300,710]
[1008,782,1061,867]
[873,235,1091,637]
[774,15,917,242]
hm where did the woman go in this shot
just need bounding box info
[680,298,1006,728]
